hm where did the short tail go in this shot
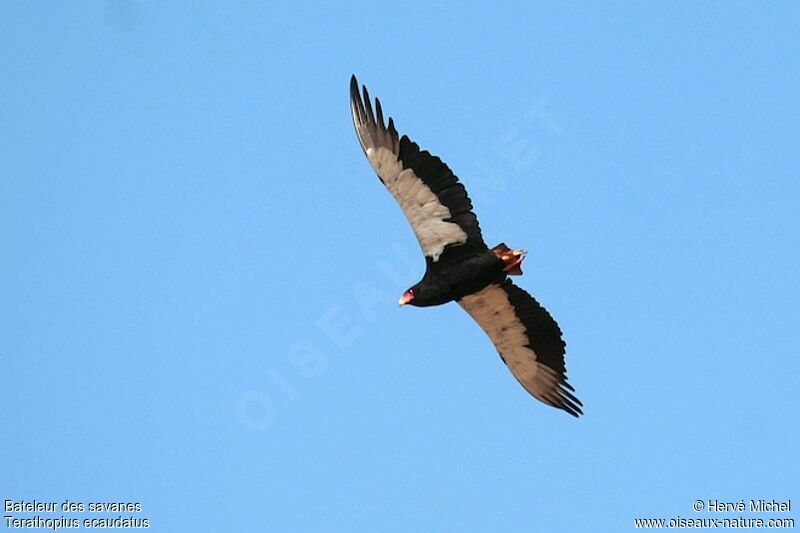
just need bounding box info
[492,242,526,276]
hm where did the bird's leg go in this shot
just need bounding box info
[491,243,527,276]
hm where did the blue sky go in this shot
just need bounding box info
[2,2,798,531]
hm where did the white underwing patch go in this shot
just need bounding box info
[459,284,561,401]
[367,147,467,261]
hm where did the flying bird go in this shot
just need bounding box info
[349,75,582,417]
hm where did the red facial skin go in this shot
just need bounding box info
[398,289,415,306]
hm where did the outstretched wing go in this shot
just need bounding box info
[350,75,486,261]
[458,279,583,417]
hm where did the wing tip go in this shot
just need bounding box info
[558,381,583,417]
[349,75,363,120]
[349,74,359,104]
[349,75,401,159]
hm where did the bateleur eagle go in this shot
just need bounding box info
[350,75,582,417]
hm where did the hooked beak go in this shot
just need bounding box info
[398,291,414,306]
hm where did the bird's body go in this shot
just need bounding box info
[350,75,583,417]
[410,247,504,307]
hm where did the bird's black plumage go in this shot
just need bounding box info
[349,76,484,261]
[500,279,582,417]
[398,136,486,249]
[349,75,582,417]
[411,248,505,307]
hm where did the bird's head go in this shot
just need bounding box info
[398,289,415,306]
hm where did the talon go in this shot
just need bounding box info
[492,243,526,276]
